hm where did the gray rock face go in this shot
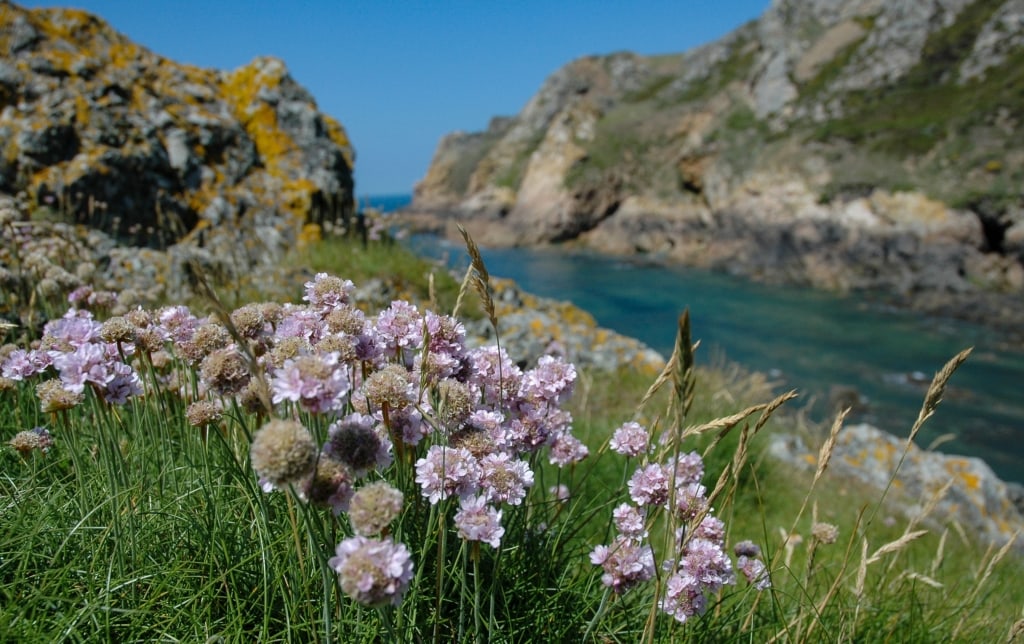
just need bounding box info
[769,423,1024,550]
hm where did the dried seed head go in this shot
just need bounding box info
[811,522,839,545]
[181,323,231,364]
[100,316,136,344]
[200,347,251,396]
[436,379,473,429]
[250,419,317,488]
[186,400,222,427]
[363,364,412,410]
[230,304,266,339]
[36,379,84,412]
[348,481,404,536]
[9,427,53,455]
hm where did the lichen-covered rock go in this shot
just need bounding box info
[769,423,1024,550]
[0,2,354,250]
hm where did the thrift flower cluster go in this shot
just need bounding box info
[2,309,142,404]
[592,421,771,623]
[2,272,586,609]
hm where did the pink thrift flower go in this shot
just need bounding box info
[609,421,649,457]
[612,503,647,540]
[374,300,423,355]
[519,355,576,405]
[589,536,655,594]
[628,463,669,507]
[454,495,505,548]
[668,451,705,487]
[548,433,588,467]
[414,445,480,504]
[329,536,414,607]
[303,272,354,310]
[271,352,350,413]
[479,452,533,505]
[738,556,771,590]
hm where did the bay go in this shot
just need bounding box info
[373,195,1024,484]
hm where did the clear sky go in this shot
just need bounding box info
[18,1,770,196]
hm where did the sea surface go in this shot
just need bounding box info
[371,194,1024,484]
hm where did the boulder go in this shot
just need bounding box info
[770,423,1024,550]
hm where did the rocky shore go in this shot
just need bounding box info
[403,0,1024,346]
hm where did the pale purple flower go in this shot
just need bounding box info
[661,570,705,623]
[418,311,466,381]
[300,455,355,515]
[303,272,354,310]
[691,515,725,543]
[467,409,508,449]
[589,536,655,594]
[628,463,669,507]
[271,352,350,413]
[466,345,522,407]
[733,540,761,558]
[682,537,735,592]
[374,300,423,355]
[329,536,414,607]
[479,452,533,505]
[454,495,505,548]
[101,361,142,404]
[352,332,382,363]
[612,503,647,540]
[548,433,588,467]
[668,451,705,487]
[673,482,709,521]
[389,406,431,445]
[52,342,112,394]
[67,285,92,304]
[549,484,570,502]
[158,305,203,344]
[424,311,466,354]
[737,556,771,590]
[43,312,101,348]
[609,421,649,457]
[661,538,735,622]
[414,445,480,504]
[504,407,571,453]
[519,355,576,405]
[277,305,326,343]
[2,348,52,379]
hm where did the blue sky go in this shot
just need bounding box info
[19,1,770,196]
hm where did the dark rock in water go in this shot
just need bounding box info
[0,2,355,251]
[828,384,869,415]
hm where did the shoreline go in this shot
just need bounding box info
[394,204,1024,350]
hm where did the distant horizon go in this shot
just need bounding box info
[15,1,770,195]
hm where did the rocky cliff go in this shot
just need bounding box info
[0,1,355,255]
[407,0,1024,338]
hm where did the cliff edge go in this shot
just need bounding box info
[407,0,1024,338]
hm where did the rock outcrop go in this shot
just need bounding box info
[0,1,355,256]
[405,0,1024,339]
[770,423,1024,550]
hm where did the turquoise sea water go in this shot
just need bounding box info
[375,195,1024,483]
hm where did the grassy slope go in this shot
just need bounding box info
[1,234,1022,641]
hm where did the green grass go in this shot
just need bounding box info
[1,230,1022,642]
